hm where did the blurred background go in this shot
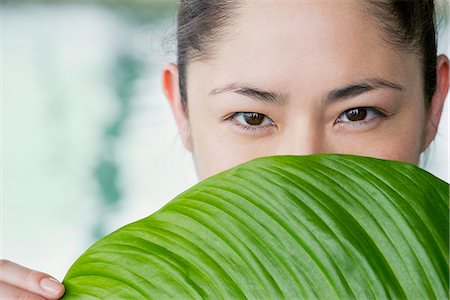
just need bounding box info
[1,0,449,280]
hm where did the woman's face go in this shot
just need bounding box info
[164,0,448,180]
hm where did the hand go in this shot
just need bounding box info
[0,259,65,299]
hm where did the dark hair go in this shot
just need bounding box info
[177,0,437,112]
[177,0,239,113]
[364,0,437,109]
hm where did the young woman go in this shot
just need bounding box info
[1,0,448,298]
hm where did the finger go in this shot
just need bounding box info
[0,281,47,300]
[0,260,65,299]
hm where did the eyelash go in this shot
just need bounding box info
[334,107,387,127]
[226,107,387,134]
[226,112,276,135]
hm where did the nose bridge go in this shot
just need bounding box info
[275,122,324,156]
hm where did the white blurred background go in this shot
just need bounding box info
[1,0,449,280]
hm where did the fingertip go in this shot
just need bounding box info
[40,277,65,299]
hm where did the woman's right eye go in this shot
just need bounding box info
[227,112,277,134]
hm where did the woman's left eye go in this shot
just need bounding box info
[335,107,385,124]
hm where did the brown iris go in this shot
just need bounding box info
[345,108,367,121]
[243,112,265,125]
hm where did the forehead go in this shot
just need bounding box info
[190,0,419,96]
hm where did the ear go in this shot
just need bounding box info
[422,55,449,151]
[162,63,192,151]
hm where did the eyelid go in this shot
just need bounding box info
[335,107,386,122]
[235,112,274,125]
[226,112,277,135]
[334,107,388,131]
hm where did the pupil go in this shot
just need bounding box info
[346,109,367,121]
[244,112,265,126]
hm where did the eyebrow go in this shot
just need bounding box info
[209,78,404,104]
[209,83,287,104]
[324,78,405,103]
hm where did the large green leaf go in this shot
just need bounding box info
[62,154,449,299]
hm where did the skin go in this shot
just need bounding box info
[2,0,449,299]
[0,260,65,299]
[163,0,449,180]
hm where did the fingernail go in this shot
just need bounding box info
[40,277,62,295]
